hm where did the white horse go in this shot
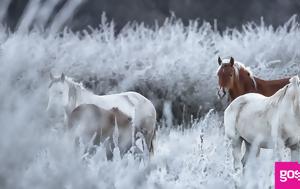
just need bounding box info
[224,75,300,169]
[46,73,157,156]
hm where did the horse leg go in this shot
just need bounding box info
[137,116,156,156]
[241,140,261,167]
[241,140,250,167]
[273,139,285,161]
[271,120,285,161]
[290,144,300,162]
[256,148,261,157]
[232,136,243,171]
[104,137,114,160]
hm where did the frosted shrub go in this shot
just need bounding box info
[0,14,299,188]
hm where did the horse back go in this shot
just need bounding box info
[255,77,290,96]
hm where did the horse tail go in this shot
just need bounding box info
[224,102,239,139]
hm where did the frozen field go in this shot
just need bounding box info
[1,13,300,188]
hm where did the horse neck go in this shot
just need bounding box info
[229,69,256,100]
[65,81,81,115]
[68,82,94,106]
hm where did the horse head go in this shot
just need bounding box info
[46,72,70,118]
[217,57,235,88]
[217,57,236,98]
[217,57,257,100]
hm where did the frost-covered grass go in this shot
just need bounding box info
[0,107,283,189]
[2,16,300,119]
[1,15,300,188]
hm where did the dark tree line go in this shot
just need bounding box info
[2,0,300,32]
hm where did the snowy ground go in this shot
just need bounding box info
[1,14,300,188]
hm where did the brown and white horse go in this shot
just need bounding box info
[217,57,290,102]
[46,73,156,158]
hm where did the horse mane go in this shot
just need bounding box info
[64,76,92,113]
[64,76,86,91]
[267,84,289,107]
[220,58,257,89]
[268,82,300,116]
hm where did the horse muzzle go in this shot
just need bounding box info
[46,104,65,119]
[217,87,226,99]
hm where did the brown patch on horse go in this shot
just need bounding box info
[69,104,133,149]
[69,104,116,138]
[109,107,132,127]
[68,104,103,129]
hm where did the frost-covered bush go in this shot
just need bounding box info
[1,12,300,188]
[2,16,300,123]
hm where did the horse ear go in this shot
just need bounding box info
[61,73,65,81]
[230,57,234,66]
[218,57,222,65]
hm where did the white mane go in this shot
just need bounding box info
[217,58,257,89]
[63,77,92,114]
[268,76,300,112]
[64,76,86,91]
[267,84,289,107]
